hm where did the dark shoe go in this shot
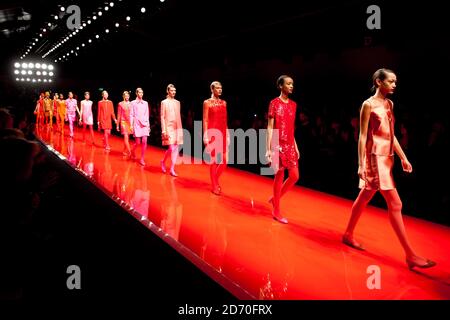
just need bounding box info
[406,258,436,270]
[342,236,365,251]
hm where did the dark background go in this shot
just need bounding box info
[1,0,449,224]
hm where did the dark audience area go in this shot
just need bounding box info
[0,107,235,303]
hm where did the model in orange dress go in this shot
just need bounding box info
[160,84,184,177]
[34,92,45,127]
[342,68,436,270]
[266,75,300,224]
[203,81,228,195]
[56,93,66,132]
[117,91,133,158]
[97,90,117,151]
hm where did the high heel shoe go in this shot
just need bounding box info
[342,236,365,251]
[170,169,178,177]
[211,186,221,195]
[272,212,288,224]
[406,258,436,270]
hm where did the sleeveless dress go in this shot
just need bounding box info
[359,97,395,190]
[205,98,227,161]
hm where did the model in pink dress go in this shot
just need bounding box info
[342,68,436,270]
[117,91,133,158]
[266,75,300,224]
[130,88,150,166]
[203,81,228,195]
[97,90,117,151]
[160,84,184,177]
[80,91,94,144]
[65,92,80,138]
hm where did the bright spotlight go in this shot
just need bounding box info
[126,16,130,21]
[14,62,20,68]
[48,65,54,70]
[141,7,146,13]
[42,64,47,69]
[21,63,27,68]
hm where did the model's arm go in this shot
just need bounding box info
[97,102,101,130]
[358,101,371,180]
[266,117,274,163]
[160,101,167,135]
[117,103,122,130]
[76,101,81,117]
[111,102,117,123]
[202,100,209,145]
[387,99,413,172]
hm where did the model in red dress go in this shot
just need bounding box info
[342,68,436,270]
[266,75,300,224]
[97,90,117,151]
[203,81,228,195]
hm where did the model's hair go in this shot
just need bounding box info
[136,87,143,94]
[84,91,90,96]
[68,91,73,95]
[372,68,395,92]
[277,75,292,89]
[210,81,222,91]
[122,91,130,97]
[166,84,176,93]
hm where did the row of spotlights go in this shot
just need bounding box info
[16,78,53,83]
[14,70,54,76]
[14,62,54,70]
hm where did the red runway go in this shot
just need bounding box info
[36,125,450,300]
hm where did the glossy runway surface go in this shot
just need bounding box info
[36,125,450,300]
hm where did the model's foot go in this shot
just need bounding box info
[272,212,288,224]
[342,235,365,251]
[268,196,273,204]
[161,160,167,173]
[139,159,146,166]
[170,169,178,177]
[211,186,221,195]
[406,256,436,270]
[105,145,111,151]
